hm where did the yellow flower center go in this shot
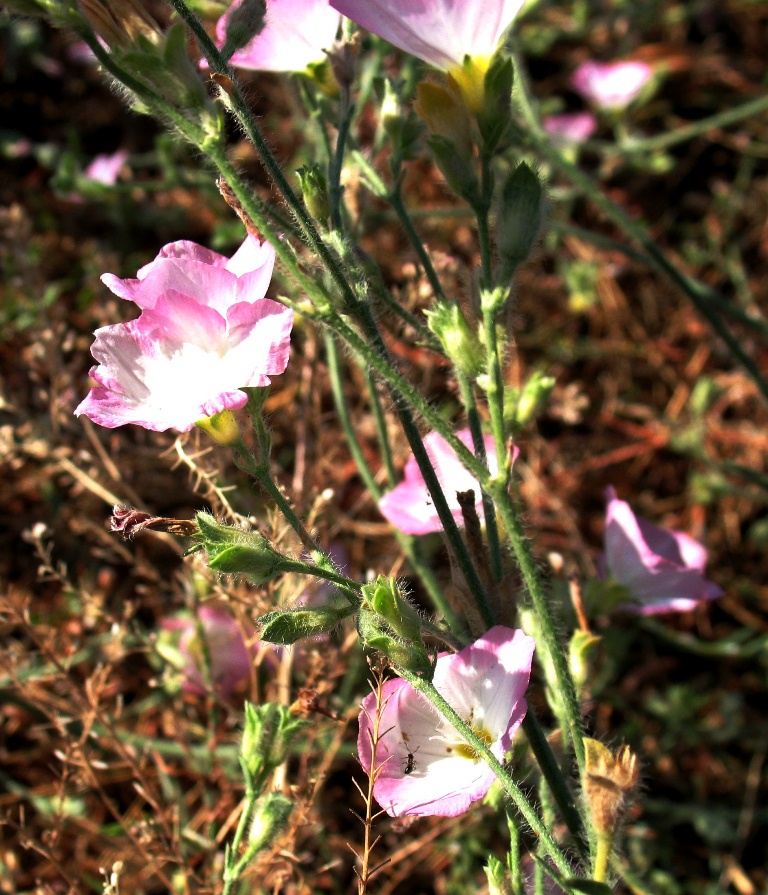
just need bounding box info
[447,55,491,115]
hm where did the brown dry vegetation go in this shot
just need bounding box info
[1,1,768,893]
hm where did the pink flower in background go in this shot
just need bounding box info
[378,429,512,536]
[218,0,342,72]
[159,606,255,697]
[602,487,723,614]
[571,60,653,110]
[75,236,293,432]
[330,0,525,71]
[542,111,597,144]
[358,626,534,817]
[83,150,129,185]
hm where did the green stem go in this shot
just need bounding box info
[491,489,586,777]
[400,669,574,878]
[390,177,447,302]
[324,332,463,630]
[456,370,504,583]
[366,370,397,486]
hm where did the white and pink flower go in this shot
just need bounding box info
[75,236,293,432]
[378,429,512,536]
[571,60,653,110]
[358,626,535,817]
[602,486,723,614]
[218,0,342,72]
[542,111,597,145]
[159,606,257,698]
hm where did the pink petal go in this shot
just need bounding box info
[603,488,723,615]
[572,61,653,110]
[331,0,525,70]
[220,0,342,72]
[542,111,598,144]
[378,429,511,535]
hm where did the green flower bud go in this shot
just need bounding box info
[568,629,601,696]
[247,791,292,851]
[506,369,556,430]
[296,165,331,223]
[381,78,424,163]
[241,702,309,786]
[424,301,484,379]
[484,855,512,895]
[220,0,267,60]
[361,576,423,641]
[195,513,288,584]
[259,602,356,645]
[357,610,433,678]
[496,162,547,275]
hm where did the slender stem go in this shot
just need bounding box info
[390,176,447,302]
[366,370,397,486]
[400,669,574,878]
[491,489,586,776]
[456,370,504,583]
[522,712,586,854]
[324,332,463,629]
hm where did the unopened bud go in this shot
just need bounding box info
[484,856,512,895]
[496,162,547,274]
[196,513,288,585]
[297,165,331,223]
[507,370,556,428]
[259,602,356,645]
[380,79,423,162]
[425,301,484,378]
[247,791,292,850]
[361,576,422,641]
[357,611,432,678]
[568,629,601,695]
[220,0,267,59]
[241,702,308,785]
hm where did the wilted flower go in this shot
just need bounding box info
[358,626,535,817]
[158,606,256,697]
[218,0,342,72]
[571,60,653,110]
[75,236,293,432]
[601,486,723,614]
[378,429,512,536]
[330,0,524,73]
[542,111,597,144]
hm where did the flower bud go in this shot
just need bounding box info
[506,370,556,429]
[357,610,433,678]
[241,702,309,786]
[361,576,422,642]
[496,162,547,274]
[259,602,356,645]
[220,0,267,60]
[296,165,331,223]
[484,856,512,895]
[195,513,288,584]
[568,629,601,696]
[424,301,484,379]
[380,79,424,163]
[247,791,292,850]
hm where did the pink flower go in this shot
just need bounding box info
[83,150,129,186]
[542,111,597,144]
[75,236,293,432]
[378,429,513,536]
[571,60,653,110]
[358,626,534,817]
[602,487,723,615]
[159,606,255,697]
[330,0,525,72]
[218,0,342,72]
